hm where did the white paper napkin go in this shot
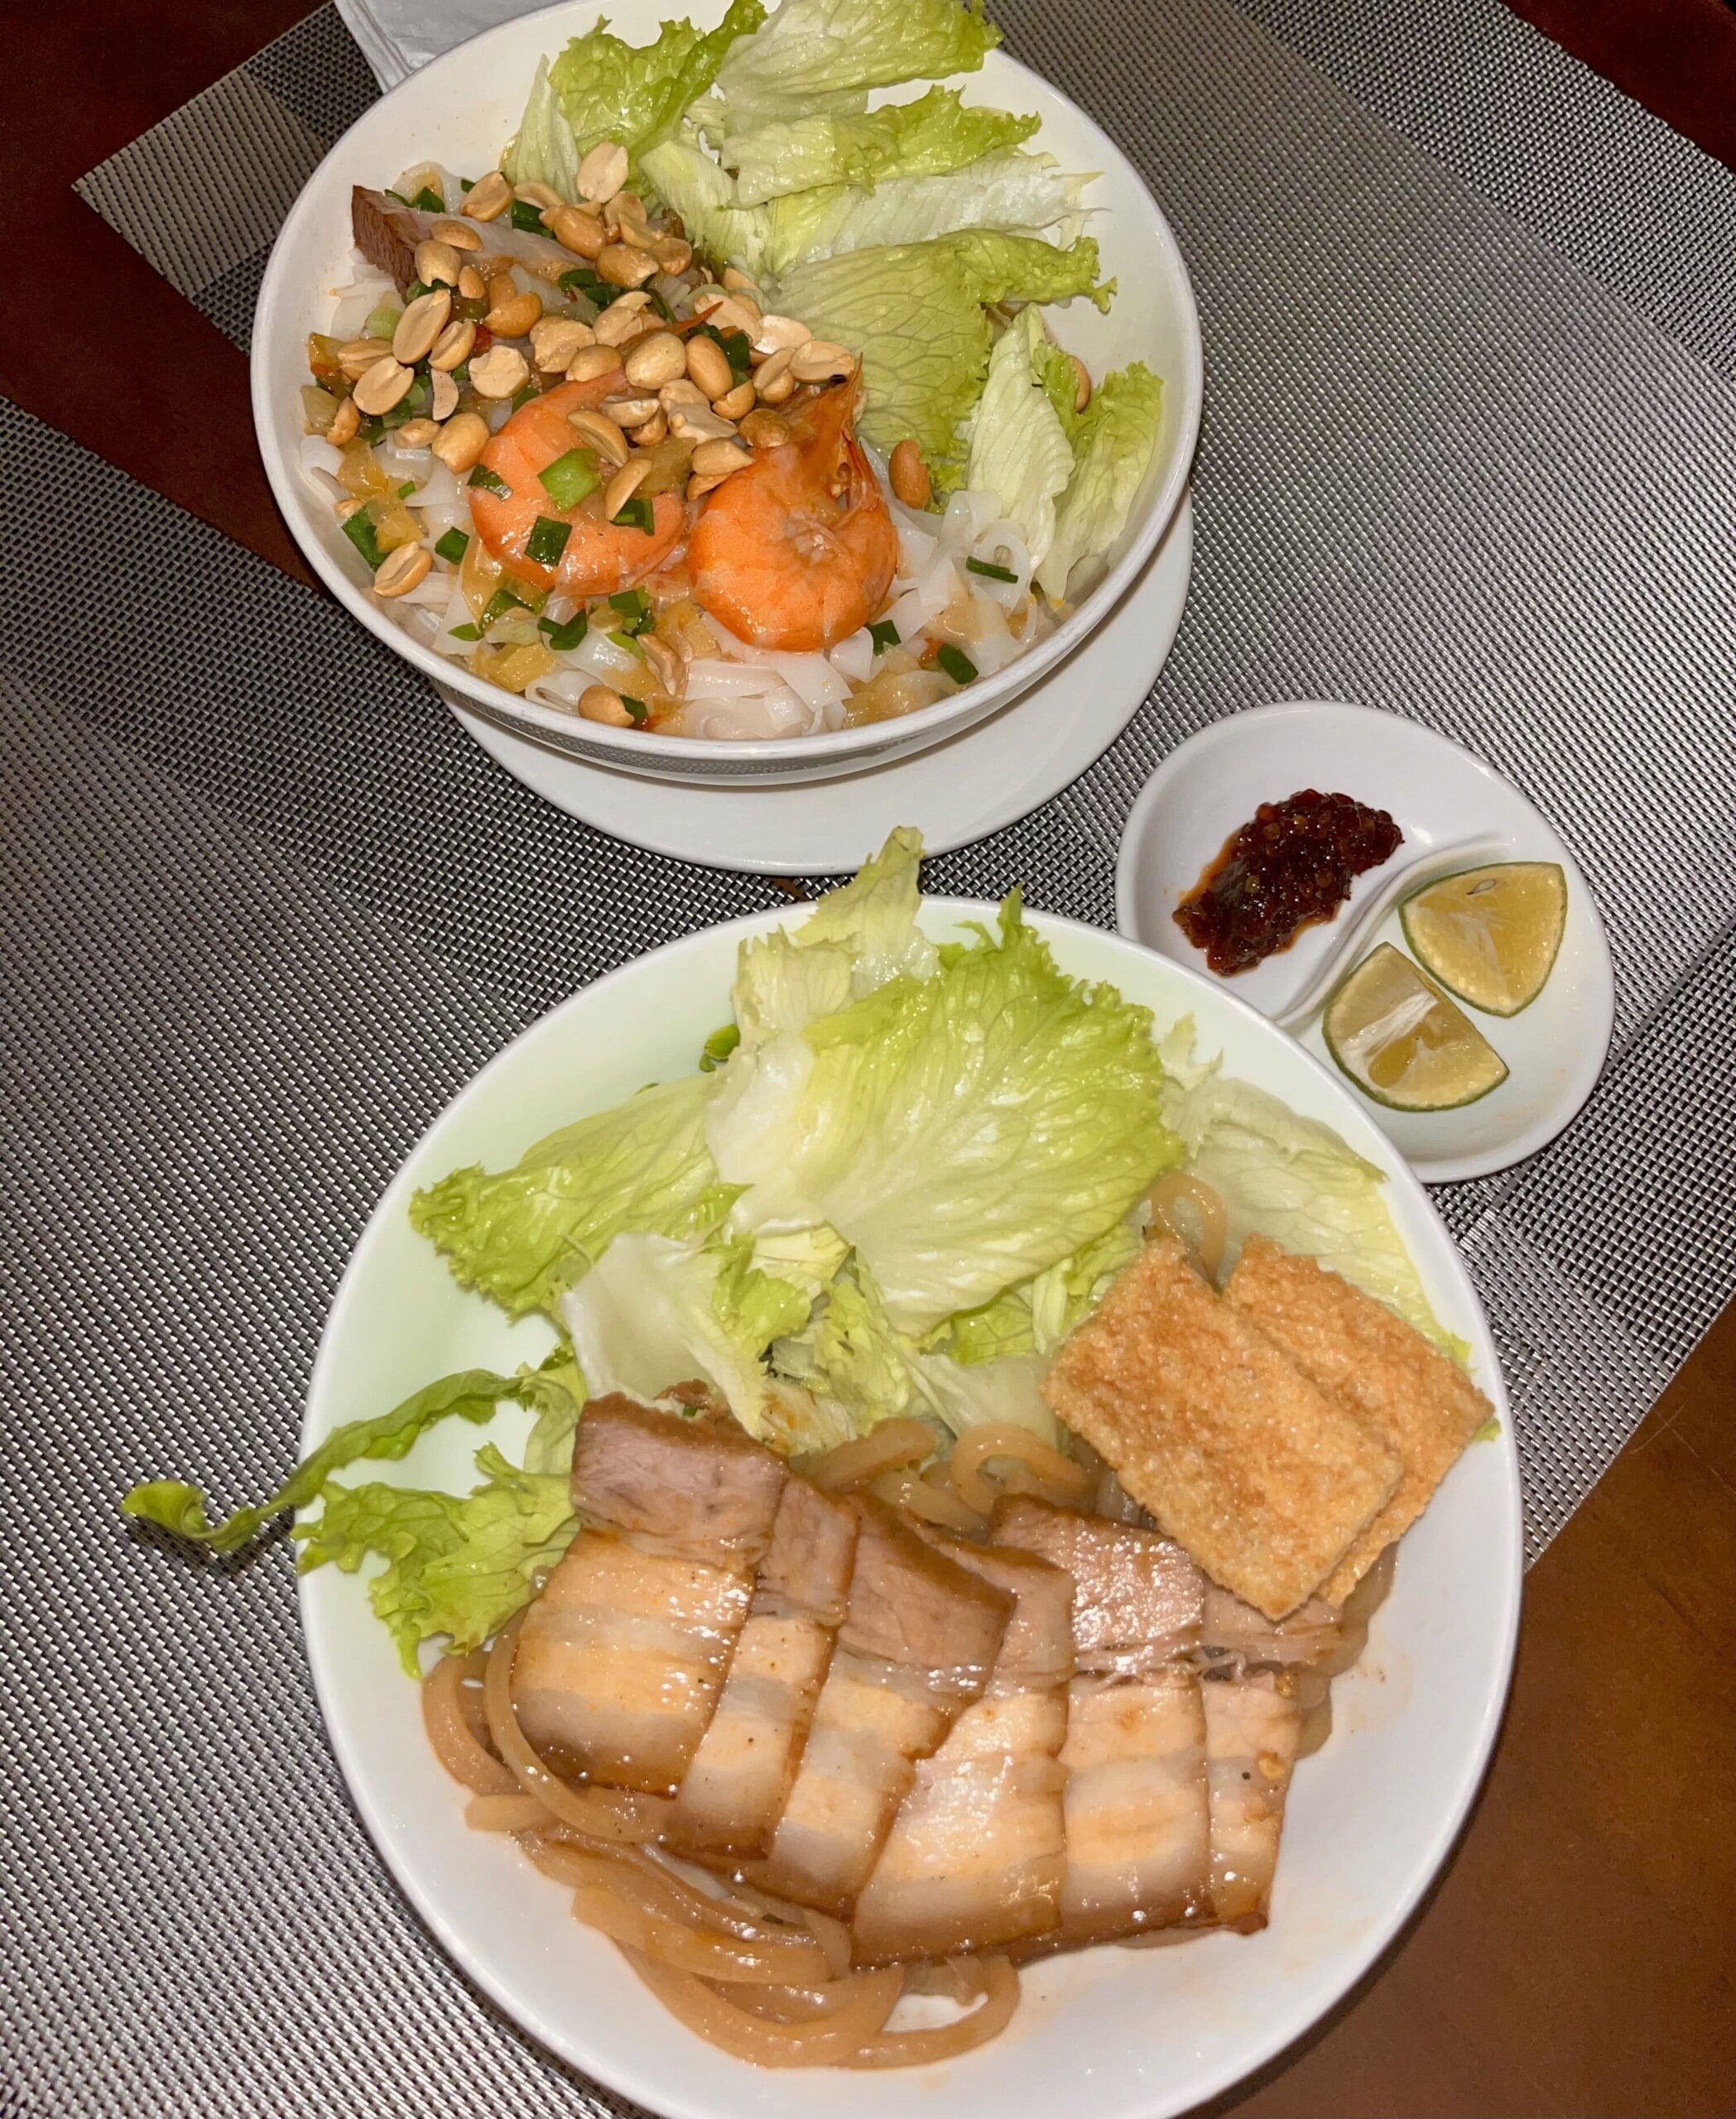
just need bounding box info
[337,0,541,86]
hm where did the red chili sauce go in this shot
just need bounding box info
[1174,790,1402,976]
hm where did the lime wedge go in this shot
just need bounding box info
[1400,862,1566,1016]
[1323,944,1509,1111]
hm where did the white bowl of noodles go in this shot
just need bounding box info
[252,0,1201,788]
[301,901,1520,2118]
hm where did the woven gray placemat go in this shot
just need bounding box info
[9,0,1735,2111]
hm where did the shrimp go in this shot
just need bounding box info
[468,377,685,596]
[689,384,898,653]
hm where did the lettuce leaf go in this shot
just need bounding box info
[546,0,767,165]
[723,84,1036,203]
[760,151,1088,277]
[410,1073,736,1319]
[1157,1021,1468,1360]
[947,1216,1140,1364]
[122,1367,536,1552]
[1036,358,1162,600]
[964,306,1076,569]
[709,896,1179,1334]
[774,231,1108,460]
[296,1444,578,1675]
[559,1232,809,1436]
[640,133,772,280]
[502,55,582,200]
[713,0,999,127]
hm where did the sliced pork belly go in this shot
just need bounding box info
[1201,1672,1302,1930]
[351,185,576,291]
[751,1500,1012,1919]
[994,1497,1210,1943]
[1200,1582,1343,1671]
[662,1478,859,1862]
[852,1542,1074,1964]
[512,1398,786,1796]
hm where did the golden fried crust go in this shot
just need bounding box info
[1041,1240,1400,1619]
[1226,1237,1493,1603]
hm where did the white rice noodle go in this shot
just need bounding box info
[329,274,396,340]
[568,631,643,685]
[938,488,1001,550]
[399,569,452,610]
[673,681,823,741]
[397,603,442,646]
[739,646,847,717]
[299,435,347,493]
[829,628,875,685]
[967,519,1035,610]
[887,551,962,641]
[435,586,477,653]
[524,667,591,713]
[954,589,1020,677]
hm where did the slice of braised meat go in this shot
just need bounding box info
[1200,1671,1302,1930]
[852,1540,1074,1965]
[512,1396,786,1796]
[351,185,577,291]
[994,1495,1210,1944]
[748,1498,1012,1919]
[662,1477,860,1863]
[1199,1582,1342,1671]
[993,1494,1204,1670]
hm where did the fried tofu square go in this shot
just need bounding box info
[1226,1237,1493,1603]
[1041,1239,1401,1619]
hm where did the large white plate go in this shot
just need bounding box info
[450,493,1192,870]
[1114,701,1615,1182]
[301,901,1521,2119]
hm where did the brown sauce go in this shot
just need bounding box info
[1174,790,1402,976]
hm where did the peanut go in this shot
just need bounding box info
[484,290,543,339]
[429,369,459,420]
[889,439,931,509]
[596,243,658,291]
[373,543,430,597]
[622,331,687,388]
[753,346,796,405]
[352,357,415,416]
[512,179,564,213]
[567,406,632,466]
[712,379,756,420]
[566,344,625,385]
[738,408,789,450]
[431,411,489,473]
[430,218,481,252]
[396,417,439,449]
[579,685,632,726]
[531,316,593,372]
[337,335,392,380]
[683,334,733,401]
[603,457,649,519]
[328,395,360,444]
[427,320,476,372]
[469,344,530,399]
[457,263,487,302]
[791,339,855,384]
[462,171,512,222]
[414,238,462,287]
[391,286,451,364]
[576,141,628,205]
[1070,353,1092,412]
[546,204,608,259]
[690,437,753,481]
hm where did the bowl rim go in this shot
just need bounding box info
[251,0,1205,769]
[299,894,1522,2119]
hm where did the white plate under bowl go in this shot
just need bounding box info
[453,492,1192,871]
[1114,700,1615,1184]
[302,899,1521,2119]
[252,0,1203,788]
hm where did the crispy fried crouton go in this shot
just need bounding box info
[1041,1240,1400,1618]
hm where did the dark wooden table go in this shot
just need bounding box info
[8,2,1734,2112]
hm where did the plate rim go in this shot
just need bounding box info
[299,894,1522,2119]
[1113,698,1617,1183]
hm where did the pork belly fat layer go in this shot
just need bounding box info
[853,1543,1074,1964]
[1203,1672,1302,1931]
[1226,1237,1492,1604]
[512,1401,787,1796]
[661,1482,860,1862]
[1056,1666,1210,1944]
[1043,1240,1401,1619]
[751,1502,1013,1917]
[573,1395,787,1563]
[993,1494,1205,1670]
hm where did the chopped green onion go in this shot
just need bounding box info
[363,301,402,341]
[509,382,540,413]
[449,622,482,641]
[608,589,654,635]
[559,267,609,304]
[410,185,444,213]
[623,695,649,725]
[538,611,589,651]
[402,279,432,304]
[385,188,411,207]
[397,480,416,499]
[608,631,646,661]
[468,464,509,494]
[935,643,979,685]
[435,526,469,565]
[699,1023,741,1072]
[537,449,599,510]
[868,620,899,654]
[965,556,1018,583]
[459,175,475,194]
[341,508,387,571]
[481,586,528,630]
[510,198,546,233]
[526,516,573,567]
[611,494,653,534]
